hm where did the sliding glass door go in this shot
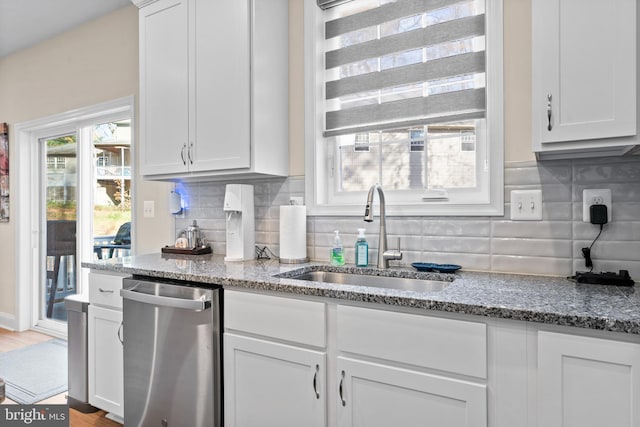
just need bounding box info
[43,133,78,322]
[36,117,132,333]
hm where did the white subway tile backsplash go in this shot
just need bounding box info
[492,238,571,258]
[421,252,491,272]
[572,241,640,263]
[424,236,491,254]
[176,157,640,280]
[505,161,571,186]
[492,220,572,240]
[422,220,490,237]
[491,255,572,276]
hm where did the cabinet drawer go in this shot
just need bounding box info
[337,305,486,378]
[225,291,326,347]
[89,272,126,310]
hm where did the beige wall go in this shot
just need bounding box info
[503,0,533,162]
[0,5,172,321]
[289,0,306,176]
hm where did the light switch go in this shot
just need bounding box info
[510,190,542,221]
[143,200,155,218]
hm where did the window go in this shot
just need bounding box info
[305,0,503,216]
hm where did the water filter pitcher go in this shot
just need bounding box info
[223,184,255,261]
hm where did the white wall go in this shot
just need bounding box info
[0,5,172,325]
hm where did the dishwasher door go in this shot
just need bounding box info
[121,278,221,427]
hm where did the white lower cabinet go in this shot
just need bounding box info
[87,271,126,419]
[223,290,640,427]
[336,356,486,427]
[538,331,640,427]
[223,290,487,427]
[224,333,326,427]
[87,305,123,417]
[336,305,487,427]
[224,291,327,427]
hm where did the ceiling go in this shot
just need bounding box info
[0,0,132,58]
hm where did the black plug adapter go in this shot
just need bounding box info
[590,204,608,225]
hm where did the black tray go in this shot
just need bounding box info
[161,245,212,255]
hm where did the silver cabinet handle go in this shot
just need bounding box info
[339,370,346,406]
[117,322,123,345]
[98,287,114,294]
[547,93,553,131]
[313,364,320,399]
[180,143,187,165]
[120,288,211,311]
[188,142,194,165]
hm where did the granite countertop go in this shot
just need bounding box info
[82,253,640,335]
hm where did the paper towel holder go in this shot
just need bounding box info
[279,199,309,264]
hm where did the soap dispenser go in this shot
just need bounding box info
[330,230,345,266]
[355,228,368,267]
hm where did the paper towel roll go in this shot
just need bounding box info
[280,205,308,263]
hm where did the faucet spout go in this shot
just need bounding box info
[363,184,402,269]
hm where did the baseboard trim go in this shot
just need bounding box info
[0,312,17,331]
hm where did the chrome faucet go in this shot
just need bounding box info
[364,184,402,269]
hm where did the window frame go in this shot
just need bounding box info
[304,0,504,217]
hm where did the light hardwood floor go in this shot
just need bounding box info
[0,328,120,426]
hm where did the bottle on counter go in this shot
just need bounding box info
[355,228,368,267]
[330,230,345,266]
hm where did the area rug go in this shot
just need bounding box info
[0,339,67,404]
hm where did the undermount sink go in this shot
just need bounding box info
[280,269,452,293]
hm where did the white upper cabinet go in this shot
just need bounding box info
[137,0,288,180]
[532,0,638,159]
[139,0,189,175]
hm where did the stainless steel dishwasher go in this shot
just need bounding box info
[121,277,222,427]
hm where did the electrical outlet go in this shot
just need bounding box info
[510,190,543,221]
[582,189,612,222]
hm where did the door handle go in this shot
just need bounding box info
[180,143,187,165]
[547,93,553,131]
[188,142,194,165]
[339,370,346,406]
[117,322,123,345]
[120,287,211,311]
[313,364,320,399]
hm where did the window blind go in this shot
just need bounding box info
[317,0,354,10]
[323,0,486,137]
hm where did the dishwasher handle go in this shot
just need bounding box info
[120,288,212,311]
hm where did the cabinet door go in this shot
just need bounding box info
[336,357,486,427]
[139,0,189,175]
[538,331,640,427]
[224,333,326,427]
[533,0,636,144]
[190,0,250,172]
[88,305,123,418]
